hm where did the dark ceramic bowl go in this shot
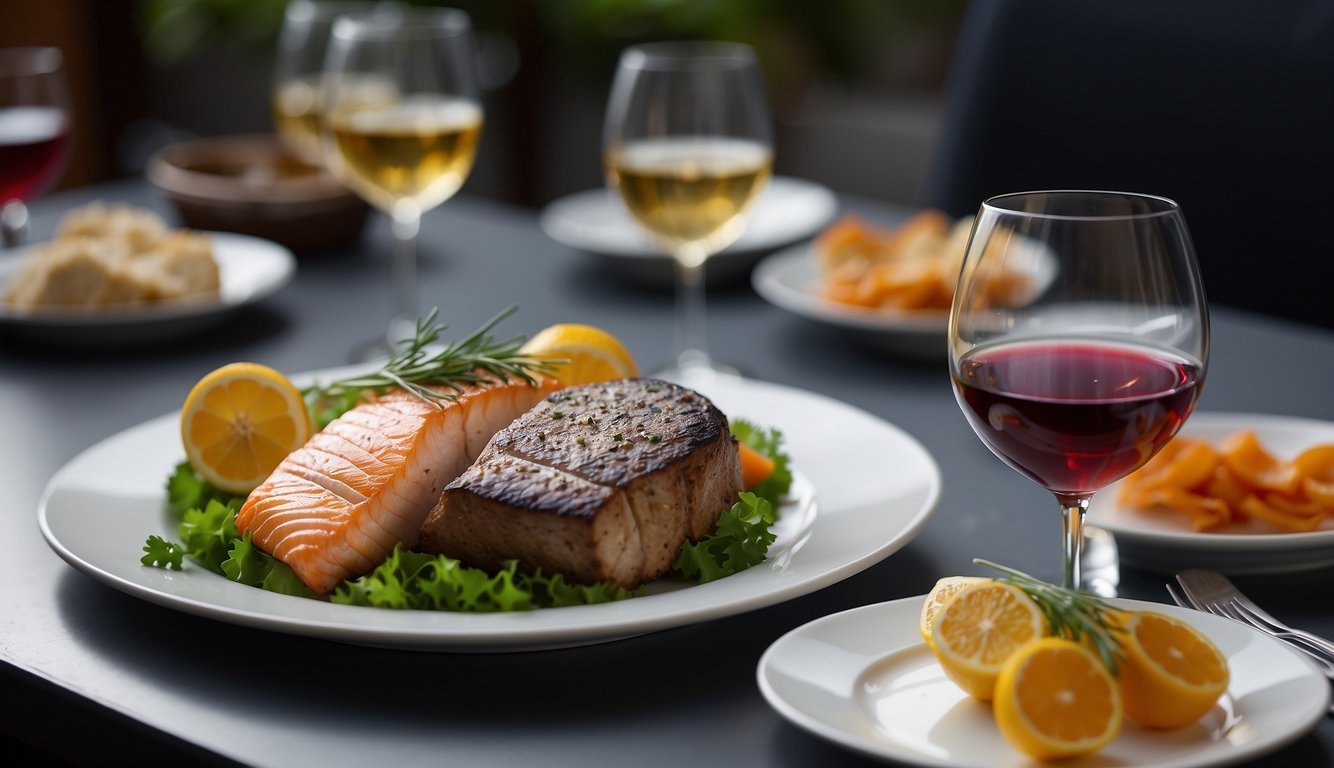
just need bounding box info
[148,134,369,254]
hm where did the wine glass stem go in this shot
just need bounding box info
[389,206,421,346]
[672,241,710,370]
[1058,495,1091,590]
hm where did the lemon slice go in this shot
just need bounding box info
[520,323,638,386]
[929,580,1046,701]
[919,575,988,648]
[180,362,312,494]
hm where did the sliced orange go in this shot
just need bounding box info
[180,362,312,494]
[929,580,1046,701]
[993,638,1123,761]
[519,323,638,386]
[1117,610,1230,728]
[918,575,988,648]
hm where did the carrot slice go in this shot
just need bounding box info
[1143,488,1230,532]
[1220,431,1300,494]
[1261,492,1326,518]
[738,442,775,490]
[1203,466,1250,522]
[1294,445,1334,510]
[1140,441,1219,494]
[1119,440,1181,501]
[1239,495,1323,532]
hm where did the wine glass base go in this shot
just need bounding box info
[1081,525,1119,597]
[2,200,30,249]
[347,317,418,364]
[652,352,742,389]
[347,336,394,365]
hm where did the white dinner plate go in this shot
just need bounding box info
[539,177,838,287]
[758,595,1330,768]
[1088,412,1334,575]
[38,375,940,652]
[0,231,295,345]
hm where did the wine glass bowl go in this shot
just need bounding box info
[603,41,773,381]
[949,191,1209,589]
[326,91,481,217]
[272,0,401,166]
[321,7,482,359]
[0,47,70,247]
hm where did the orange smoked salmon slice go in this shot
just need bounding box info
[236,376,560,595]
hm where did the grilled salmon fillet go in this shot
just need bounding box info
[418,378,742,588]
[236,376,560,595]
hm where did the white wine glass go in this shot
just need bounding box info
[949,191,1209,591]
[272,0,400,166]
[603,41,773,383]
[0,47,70,248]
[323,7,483,360]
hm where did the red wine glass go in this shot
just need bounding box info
[0,47,70,247]
[949,191,1209,590]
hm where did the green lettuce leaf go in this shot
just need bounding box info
[165,460,244,515]
[178,498,243,573]
[671,491,776,582]
[140,535,184,570]
[331,546,639,611]
[306,389,366,431]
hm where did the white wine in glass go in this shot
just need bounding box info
[328,96,481,213]
[322,7,482,360]
[604,42,772,383]
[272,0,401,165]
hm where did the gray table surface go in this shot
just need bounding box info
[3,180,1332,767]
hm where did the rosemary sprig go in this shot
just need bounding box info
[975,558,1128,674]
[303,306,559,421]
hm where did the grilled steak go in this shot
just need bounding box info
[417,378,742,588]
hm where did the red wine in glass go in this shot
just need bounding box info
[1,47,71,247]
[953,339,1203,498]
[0,106,68,202]
[949,191,1208,592]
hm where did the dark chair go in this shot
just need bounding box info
[926,0,1334,328]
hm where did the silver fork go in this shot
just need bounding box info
[1171,569,1334,675]
[1173,570,1334,720]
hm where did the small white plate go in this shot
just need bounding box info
[39,375,940,652]
[0,231,295,345]
[751,243,950,359]
[539,177,838,286]
[753,238,1059,359]
[758,595,1330,768]
[1089,412,1334,575]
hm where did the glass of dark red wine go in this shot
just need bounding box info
[949,191,1209,591]
[0,47,70,248]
